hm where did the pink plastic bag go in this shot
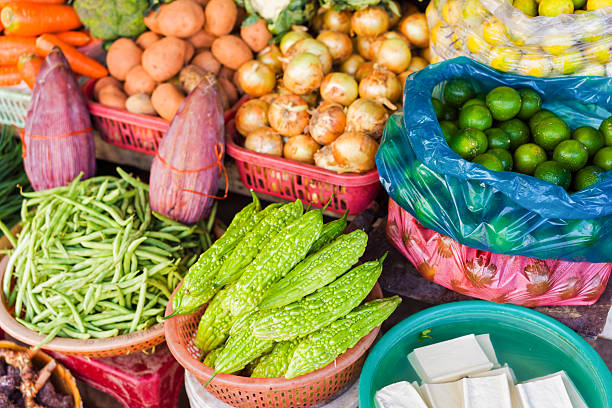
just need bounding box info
[387,199,612,307]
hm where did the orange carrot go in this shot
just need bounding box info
[17,52,41,88]
[36,34,107,78]
[0,0,65,5]
[0,65,21,85]
[56,31,90,47]
[1,3,81,36]
[0,35,35,64]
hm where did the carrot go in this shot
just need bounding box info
[0,0,65,5]
[1,3,81,36]
[0,35,35,65]
[0,65,21,85]
[36,34,107,78]
[17,52,41,88]
[56,31,90,47]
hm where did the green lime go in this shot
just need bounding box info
[486,86,522,121]
[432,98,444,119]
[444,78,476,107]
[517,88,542,120]
[532,117,571,151]
[440,120,458,141]
[462,98,486,109]
[449,128,489,160]
[488,148,514,170]
[573,0,587,8]
[593,146,612,170]
[442,105,458,121]
[573,165,603,190]
[534,161,571,189]
[552,139,589,171]
[514,0,538,15]
[485,128,511,150]
[473,153,505,171]
[499,118,531,150]
[599,116,612,146]
[572,126,604,158]
[459,104,493,130]
[514,143,547,174]
[528,109,557,131]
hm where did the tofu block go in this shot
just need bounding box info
[408,334,494,383]
[469,365,517,384]
[475,334,501,368]
[421,380,463,408]
[523,371,587,408]
[517,375,573,408]
[462,374,512,408]
[375,381,428,408]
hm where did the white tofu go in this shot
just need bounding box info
[408,334,494,383]
[421,380,463,408]
[523,371,587,408]
[469,365,522,407]
[475,334,501,369]
[411,381,425,400]
[517,375,573,408]
[462,374,512,408]
[375,381,428,408]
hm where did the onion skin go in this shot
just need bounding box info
[314,145,346,172]
[340,54,365,77]
[280,30,312,55]
[356,35,376,60]
[268,94,310,137]
[359,67,402,104]
[420,47,432,63]
[245,126,283,156]
[331,131,379,172]
[283,52,324,95]
[346,98,389,139]
[323,9,352,34]
[284,38,333,74]
[258,44,283,74]
[283,135,320,164]
[351,7,389,37]
[376,37,412,74]
[399,13,430,49]
[309,103,347,145]
[260,93,279,105]
[316,30,353,63]
[408,56,429,72]
[371,31,410,58]
[235,99,269,136]
[320,72,358,106]
[237,60,276,97]
[355,61,375,82]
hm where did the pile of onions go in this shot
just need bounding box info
[245,126,283,156]
[358,67,402,106]
[236,60,276,96]
[320,72,358,106]
[235,99,269,136]
[309,102,346,145]
[283,52,324,94]
[268,94,310,136]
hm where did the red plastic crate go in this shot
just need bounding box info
[226,122,381,215]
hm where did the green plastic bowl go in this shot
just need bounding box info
[359,301,612,408]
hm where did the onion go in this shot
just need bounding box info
[268,94,310,137]
[399,13,430,49]
[420,47,432,62]
[260,93,279,105]
[356,35,376,60]
[398,70,410,94]
[301,92,319,107]
[237,60,276,97]
[346,98,389,139]
[371,31,409,57]
[314,145,346,172]
[388,1,402,27]
[331,131,379,172]
[235,99,269,136]
[245,126,283,156]
[407,56,429,72]
[320,72,359,106]
[283,53,324,95]
[309,102,347,145]
[351,7,389,37]
[284,38,333,73]
[283,135,321,164]
[316,30,353,63]
[340,54,365,76]
[323,9,352,33]
[258,45,283,74]
[376,38,412,74]
[280,29,312,55]
[311,11,325,33]
[355,61,375,82]
[359,67,402,105]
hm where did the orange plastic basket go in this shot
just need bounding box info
[165,282,383,408]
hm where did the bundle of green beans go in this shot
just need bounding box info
[2,168,213,345]
[0,125,31,229]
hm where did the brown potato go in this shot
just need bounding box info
[218,65,234,81]
[142,37,186,82]
[184,41,195,64]
[188,30,215,49]
[240,18,272,53]
[211,35,252,70]
[124,65,156,96]
[151,83,185,121]
[136,31,161,49]
[98,85,127,109]
[191,50,221,74]
[157,0,205,38]
[93,76,122,100]
[126,93,156,115]
[204,0,237,36]
[106,38,142,81]
[218,77,238,105]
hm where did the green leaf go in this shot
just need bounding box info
[418,328,433,342]
[241,13,260,28]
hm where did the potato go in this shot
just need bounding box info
[232,69,243,93]
[152,83,185,121]
[93,76,122,100]
[204,0,237,36]
[142,37,186,82]
[98,85,127,109]
[218,77,238,105]
[144,8,162,34]
[188,30,215,49]
[184,41,195,64]
[106,38,142,81]
[124,65,156,96]
[136,31,161,49]
[211,35,252,70]
[126,93,156,115]
[179,65,207,94]
[191,50,220,74]
[218,65,234,81]
[240,18,272,53]
[157,0,205,38]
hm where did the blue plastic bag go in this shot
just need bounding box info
[377,57,612,262]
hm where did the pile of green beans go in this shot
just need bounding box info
[2,168,214,345]
[0,125,31,229]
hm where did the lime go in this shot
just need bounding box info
[534,161,571,189]
[593,146,612,170]
[517,88,542,120]
[499,119,531,150]
[488,148,514,170]
[573,165,603,190]
[449,128,489,160]
[485,128,511,149]
[486,86,522,121]
[459,104,493,130]
[599,116,612,146]
[514,143,547,174]
[444,78,476,107]
[552,48,584,75]
[528,109,556,131]
[552,140,589,171]
[432,98,444,119]
[442,105,458,121]
[572,126,604,158]
[514,0,538,15]
[539,0,574,16]
[532,117,571,151]
[573,0,587,8]
[462,98,486,109]
[440,120,458,141]
[473,153,505,171]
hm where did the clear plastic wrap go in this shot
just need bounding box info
[376,57,612,262]
[426,0,612,76]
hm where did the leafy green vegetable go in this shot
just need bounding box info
[319,0,401,15]
[73,0,149,41]
[241,0,317,38]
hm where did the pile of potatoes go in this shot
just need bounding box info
[93,0,273,120]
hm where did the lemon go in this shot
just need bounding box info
[462,0,489,19]
[576,62,606,76]
[552,48,584,74]
[489,47,521,72]
[442,0,462,25]
[430,21,446,48]
[467,33,491,54]
[583,40,612,64]
[573,0,587,8]
[539,0,574,15]
[575,9,587,12]
[518,54,553,76]
[540,34,575,56]
[482,17,510,46]
[514,0,538,16]
[580,14,606,42]
[587,0,612,10]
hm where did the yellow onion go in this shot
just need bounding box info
[258,44,283,74]
[398,71,410,94]
[314,145,346,172]
[280,29,312,55]
[320,72,359,106]
[245,126,283,156]
[316,30,353,63]
[371,31,410,57]
[399,13,430,49]
[376,38,412,73]
[359,67,402,105]
[284,38,333,73]
[283,135,321,164]
[388,1,402,27]
[355,61,375,82]
[340,54,365,76]
[235,99,269,136]
[407,56,429,72]
[356,35,377,60]
[420,47,432,62]
[331,131,379,172]
[351,7,389,37]
[268,94,310,137]
[323,9,352,33]
[309,102,347,145]
[311,11,325,33]
[283,53,324,95]
[346,98,389,139]
[237,60,276,97]
[260,92,279,105]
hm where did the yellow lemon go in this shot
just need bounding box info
[518,53,553,76]
[587,0,612,10]
[576,62,606,76]
[583,39,612,64]
[539,0,574,15]
[442,0,462,25]
[430,21,446,47]
[489,47,521,72]
[508,25,532,46]
[580,15,606,42]
[575,9,587,12]
[540,33,575,55]
[552,48,584,74]
[462,0,489,18]
[514,0,538,16]
[482,17,510,46]
[467,33,490,53]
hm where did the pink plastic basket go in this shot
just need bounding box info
[226,122,381,215]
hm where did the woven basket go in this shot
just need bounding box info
[165,282,382,408]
